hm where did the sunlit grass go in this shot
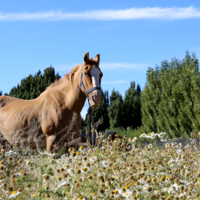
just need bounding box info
[0,130,200,199]
[107,126,142,140]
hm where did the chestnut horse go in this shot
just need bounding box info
[0,52,103,153]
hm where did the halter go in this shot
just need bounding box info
[77,65,101,103]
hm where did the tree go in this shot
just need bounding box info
[9,66,61,100]
[0,91,2,96]
[141,51,200,138]
[108,89,124,129]
[123,82,141,129]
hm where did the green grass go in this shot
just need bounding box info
[106,126,143,143]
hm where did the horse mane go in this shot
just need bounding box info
[45,64,81,91]
[45,58,99,91]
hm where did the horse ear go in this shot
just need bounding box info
[70,73,74,84]
[84,52,89,63]
[95,54,100,64]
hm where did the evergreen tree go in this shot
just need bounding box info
[123,82,141,129]
[9,87,17,97]
[0,91,2,96]
[108,89,124,129]
[8,66,61,100]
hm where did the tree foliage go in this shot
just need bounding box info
[108,89,124,129]
[9,66,61,99]
[141,51,200,138]
[123,82,141,129]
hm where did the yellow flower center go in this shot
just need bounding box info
[114,190,118,194]
[33,193,37,197]
[83,167,87,172]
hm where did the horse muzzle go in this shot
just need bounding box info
[89,95,103,108]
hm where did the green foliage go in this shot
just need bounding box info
[141,51,200,138]
[123,82,141,129]
[107,125,142,139]
[0,90,2,96]
[108,89,124,129]
[9,66,61,99]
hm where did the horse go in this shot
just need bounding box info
[0,52,103,153]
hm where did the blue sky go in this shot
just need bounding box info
[0,0,200,119]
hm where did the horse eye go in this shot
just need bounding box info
[84,73,88,76]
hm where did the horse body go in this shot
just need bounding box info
[0,52,103,152]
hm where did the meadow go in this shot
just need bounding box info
[0,126,200,200]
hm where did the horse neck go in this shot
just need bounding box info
[63,64,87,114]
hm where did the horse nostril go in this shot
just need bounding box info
[92,95,102,103]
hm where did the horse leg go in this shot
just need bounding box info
[46,135,56,153]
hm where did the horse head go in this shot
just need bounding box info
[79,52,103,108]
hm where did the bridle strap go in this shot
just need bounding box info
[77,64,101,99]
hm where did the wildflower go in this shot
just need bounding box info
[82,166,91,174]
[102,161,109,168]
[80,146,84,150]
[88,175,93,179]
[55,180,73,190]
[7,156,13,163]
[32,193,37,198]
[176,143,182,148]
[9,191,21,198]
[98,188,105,194]
[132,137,137,142]
[75,183,80,187]
[43,174,50,180]
[0,165,4,171]
[72,152,76,157]
[146,186,152,192]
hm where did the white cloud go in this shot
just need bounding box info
[0,6,200,21]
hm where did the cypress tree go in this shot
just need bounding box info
[108,89,124,129]
[123,82,141,129]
